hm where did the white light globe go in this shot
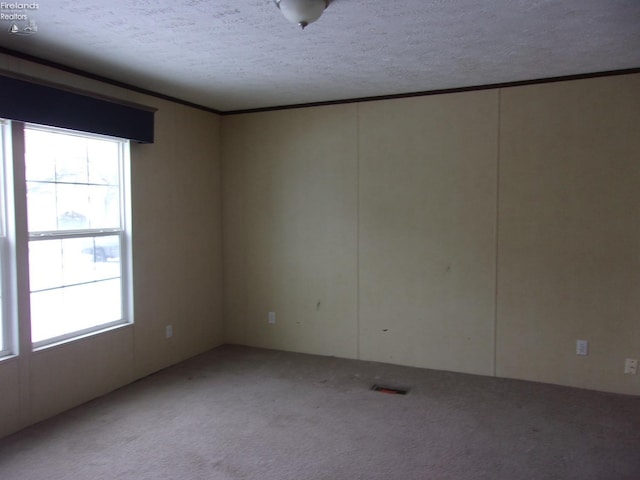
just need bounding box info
[276,0,327,29]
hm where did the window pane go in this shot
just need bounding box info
[26,182,57,231]
[30,279,122,344]
[55,153,88,184]
[55,183,91,230]
[25,127,122,233]
[84,235,121,267]
[26,129,89,186]
[88,141,120,185]
[29,240,63,292]
[88,184,121,229]
[30,236,121,292]
[26,182,121,232]
[24,133,57,182]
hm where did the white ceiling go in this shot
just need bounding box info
[0,0,638,112]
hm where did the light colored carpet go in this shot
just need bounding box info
[0,345,639,479]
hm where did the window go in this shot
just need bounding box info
[25,125,132,347]
[0,121,133,353]
[0,73,150,357]
[0,121,11,356]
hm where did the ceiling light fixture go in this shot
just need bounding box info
[274,0,330,29]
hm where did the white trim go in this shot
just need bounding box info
[121,141,134,327]
[32,318,128,350]
[0,121,13,357]
[29,229,121,240]
[11,121,33,355]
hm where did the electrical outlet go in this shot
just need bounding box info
[624,358,637,375]
[268,312,276,324]
[165,325,173,339]
[576,340,588,356]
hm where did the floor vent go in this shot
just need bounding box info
[371,385,409,395]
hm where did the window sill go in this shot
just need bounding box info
[32,321,133,353]
[0,352,19,364]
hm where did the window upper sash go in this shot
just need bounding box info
[0,73,155,144]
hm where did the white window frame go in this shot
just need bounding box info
[21,123,133,349]
[0,120,16,358]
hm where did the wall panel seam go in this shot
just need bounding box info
[356,104,361,360]
[493,89,502,378]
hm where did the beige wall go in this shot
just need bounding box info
[131,100,223,378]
[358,91,498,375]
[222,73,640,395]
[496,75,640,393]
[222,106,359,358]
[0,55,223,438]
[0,359,20,435]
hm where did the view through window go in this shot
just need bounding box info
[24,125,131,347]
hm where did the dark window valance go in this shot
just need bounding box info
[0,73,155,143]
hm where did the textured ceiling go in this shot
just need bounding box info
[0,0,638,112]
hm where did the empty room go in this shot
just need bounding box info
[0,1,639,479]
